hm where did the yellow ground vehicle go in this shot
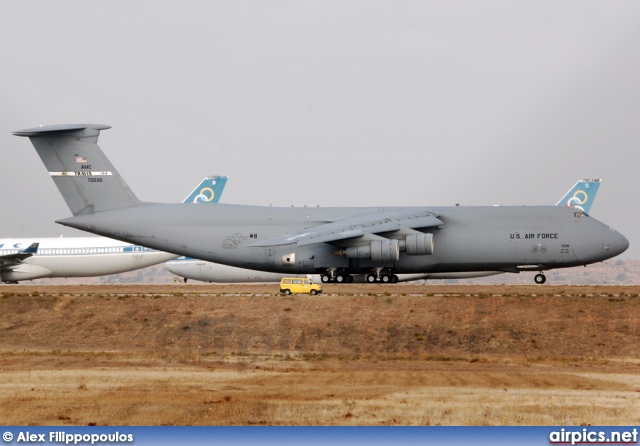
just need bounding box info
[280,277,322,295]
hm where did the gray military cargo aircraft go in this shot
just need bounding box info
[14,124,629,284]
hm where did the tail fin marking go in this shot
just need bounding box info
[182,176,228,204]
[555,179,601,215]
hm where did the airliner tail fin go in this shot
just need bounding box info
[555,179,601,214]
[182,176,228,203]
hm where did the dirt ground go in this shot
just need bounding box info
[0,284,638,425]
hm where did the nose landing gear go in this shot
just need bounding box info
[534,273,546,284]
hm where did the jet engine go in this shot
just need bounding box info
[343,239,400,262]
[400,233,434,255]
[0,263,53,282]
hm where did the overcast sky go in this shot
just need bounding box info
[2,1,640,258]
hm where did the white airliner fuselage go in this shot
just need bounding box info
[0,237,176,282]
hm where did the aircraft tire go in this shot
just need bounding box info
[366,274,377,283]
[381,274,391,283]
[392,275,399,283]
[321,274,331,283]
[346,275,354,283]
[534,273,546,284]
[336,274,345,283]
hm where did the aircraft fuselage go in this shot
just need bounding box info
[57,203,628,275]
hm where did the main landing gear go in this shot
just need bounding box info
[320,270,399,284]
[366,273,399,283]
[534,273,546,284]
[321,272,354,283]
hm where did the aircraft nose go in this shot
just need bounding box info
[603,228,629,258]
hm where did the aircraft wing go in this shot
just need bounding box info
[0,243,39,265]
[248,210,442,247]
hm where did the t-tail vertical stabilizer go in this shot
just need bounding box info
[13,124,142,216]
[555,179,601,215]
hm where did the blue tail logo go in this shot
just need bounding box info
[22,242,39,254]
[556,179,601,214]
[182,176,228,204]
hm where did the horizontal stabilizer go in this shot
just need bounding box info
[13,124,111,138]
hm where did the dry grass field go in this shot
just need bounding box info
[0,284,639,425]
